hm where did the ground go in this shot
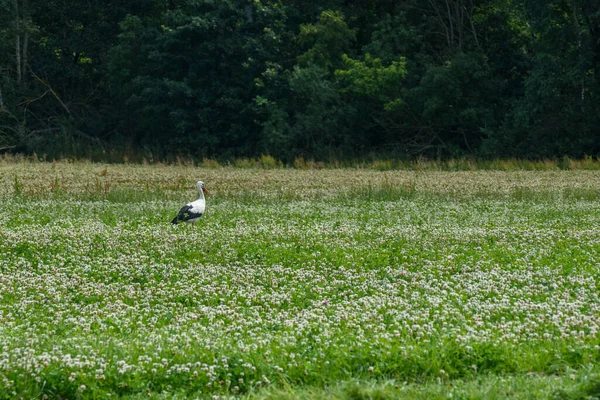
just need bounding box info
[1,161,600,399]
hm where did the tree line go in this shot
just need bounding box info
[1,0,599,162]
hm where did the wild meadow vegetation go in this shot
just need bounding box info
[2,159,600,399]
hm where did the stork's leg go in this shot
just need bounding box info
[192,221,195,228]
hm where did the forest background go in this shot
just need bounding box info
[1,0,599,163]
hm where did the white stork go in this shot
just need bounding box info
[171,181,210,227]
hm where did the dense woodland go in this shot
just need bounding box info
[0,0,599,162]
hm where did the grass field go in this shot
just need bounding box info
[2,161,600,399]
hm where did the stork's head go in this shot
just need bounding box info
[196,181,210,196]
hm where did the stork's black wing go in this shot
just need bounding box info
[171,204,203,224]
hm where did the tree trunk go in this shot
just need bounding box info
[457,0,464,50]
[15,0,21,83]
[244,4,253,23]
[445,0,455,48]
[581,0,600,83]
[22,0,29,82]
[467,0,479,48]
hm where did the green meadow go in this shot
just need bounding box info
[1,161,600,399]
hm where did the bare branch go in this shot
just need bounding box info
[27,127,60,137]
[429,0,451,50]
[29,68,72,115]
[16,90,52,107]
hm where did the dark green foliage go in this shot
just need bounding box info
[259,64,357,160]
[109,0,290,158]
[407,52,501,156]
[1,0,600,160]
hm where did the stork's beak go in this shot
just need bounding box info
[202,186,210,196]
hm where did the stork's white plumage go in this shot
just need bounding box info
[171,181,210,227]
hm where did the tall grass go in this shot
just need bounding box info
[5,152,600,171]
